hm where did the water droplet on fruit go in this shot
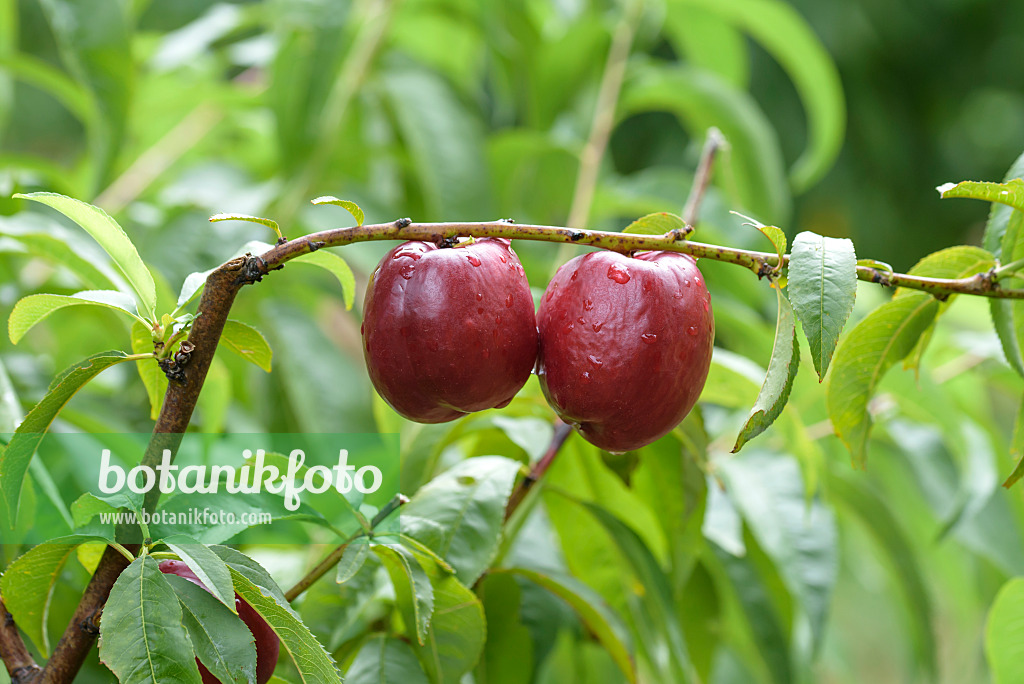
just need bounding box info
[583,299,593,311]
[673,291,683,299]
[581,371,591,384]
[642,280,652,293]
[400,327,410,337]
[694,276,701,285]
[476,292,483,301]
[591,322,603,332]
[482,349,490,358]
[467,255,482,267]
[506,293,514,307]
[703,300,709,311]
[496,315,502,325]
[687,326,698,336]
[477,307,484,314]
[641,333,657,344]
[571,270,578,281]
[500,255,507,263]
[607,264,631,284]
[515,264,524,275]
[684,279,691,287]
[400,264,415,279]
[577,317,585,325]
[546,286,557,301]
[588,354,603,368]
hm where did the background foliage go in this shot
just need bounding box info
[1,0,1023,682]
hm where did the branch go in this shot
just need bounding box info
[504,421,573,522]
[682,128,726,227]
[0,596,39,684]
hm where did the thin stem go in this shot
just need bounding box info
[682,128,726,227]
[284,535,363,603]
[994,257,1024,281]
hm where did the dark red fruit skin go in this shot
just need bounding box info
[361,238,539,423]
[537,250,714,452]
[158,560,280,684]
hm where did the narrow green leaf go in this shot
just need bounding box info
[732,211,786,262]
[0,53,97,128]
[0,535,111,656]
[409,562,485,684]
[164,575,257,684]
[161,536,236,612]
[131,320,166,420]
[494,568,636,684]
[1002,395,1024,488]
[474,574,533,684]
[9,291,143,344]
[311,196,365,226]
[99,556,204,684]
[733,288,799,451]
[400,455,521,585]
[0,223,120,290]
[1,351,135,520]
[828,476,935,675]
[209,546,291,607]
[221,320,273,372]
[373,543,434,645]
[229,569,342,684]
[788,231,857,380]
[983,152,1024,256]
[13,192,156,319]
[336,542,369,584]
[176,268,216,310]
[827,295,939,467]
[717,451,838,652]
[987,578,1024,684]
[938,178,1024,211]
[622,212,686,236]
[210,213,283,241]
[583,503,697,683]
[346,635,428,684]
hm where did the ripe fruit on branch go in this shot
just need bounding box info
[158,560,279,684]
[536,250,714,452]
[362,238,539,423]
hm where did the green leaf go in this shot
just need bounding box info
[788,231,857,380]
[0,220,120,290]
[131,320,166,420]
[732,211,787,263]
[991,298,1024,379]
[336,542,370,584]
[164,575,257,684]
[99,556,204,684]
[857,258,893,272]
[209,546,290,607]
[1002,395,1024,488]
[311,196,365,226]
[987,578,1024,684]
[827,476,935,675]
[983,152,1024,256]
[827,294,939,468]
[494,568,636,684]
[664,3,749,89]
[176,268,216,310]
[229,568,342,684]
[346,635,429,684]
[0,351,136,521]
[221,320,273,372]
[9,291,143,344]
[474,574,533,684]
[677,0,844,190]
[161,536,236,612]
[583,504,696,683]
[0,534,111,656]
[717,450,838,652]
[622,212,686,236]
[13,193,156,319]
[733,288,799,451]
[373,543,434,645]
[210,213,283,241]
[409,562,485,684]
[938,178,1024,211]
[400,456,522,585]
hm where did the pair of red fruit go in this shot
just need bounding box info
[362,238,715,453]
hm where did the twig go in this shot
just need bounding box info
[682,128,726,227]
[504,421,573,522]
[0,596,40,683]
